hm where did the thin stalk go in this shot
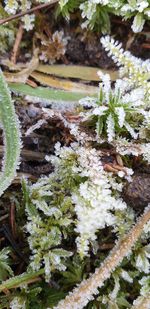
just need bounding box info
[53,206,150,309]
[0,269,44,291]
[0,1,58,26]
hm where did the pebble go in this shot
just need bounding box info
[122,174,150,210]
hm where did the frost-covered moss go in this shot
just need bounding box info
[59,0,150,32]
[4,0,51,30]
[0,32,150,308]
[3,1,150,32]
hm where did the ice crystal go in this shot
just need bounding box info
[4,0,53,30]
[1,27,147,308]
[141,143,150,163]
[26,141,128,261]
[75,36,150,151]
[0,248,13,281]
[4,0,150,32]
[4,0,18,14]
[101,36,150,99]
[24,174,73,282]
[47,143,127,257]
[78,72,145,142]
[53,205,150,309]
[135,245,150,274]
[139,276,150,296]
[10,296,26,309]
[121,0,150,32]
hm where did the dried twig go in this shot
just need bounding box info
[0,145,45,161]
[142,43,150,49]
[11,24,23,64]
[4,49,39,83]
[10,202,17,239]
[53,206,150,309]
[0,1,59,26]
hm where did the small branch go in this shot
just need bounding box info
[0,0,59,26]
[0,145,45,161]
[11,24,23,64]
[142,43,150,49]
[10,202,17,239]
[53,206,150,309]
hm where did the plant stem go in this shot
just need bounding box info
[11,24,23,64]
[0,1,58,26]
[0,269,44,291]
[53,206,150,309]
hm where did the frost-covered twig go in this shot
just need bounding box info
[53,205,150,309]
[0,1,58,26]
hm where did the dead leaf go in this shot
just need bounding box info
[37,64,118,81]
[31,71,98,94]
[4,50,39,83]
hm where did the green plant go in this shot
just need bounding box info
[0,4,16,53]
[0,33,150,309]
[0,69,21,197]
[53,205,150,309]
[3,0,58,30]
[0,248,13,282]
[57,0,82,19]
[3,1,150,33]
[58,0,150,33]
[73,36,150,163]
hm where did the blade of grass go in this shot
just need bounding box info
[30,72,98,94]
[0,69,21,196]
[37,65,118,81]
[0,269,44,291]
[9,83,97,102]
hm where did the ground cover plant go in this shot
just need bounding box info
[2,0,150,32]
[0,1,150,309]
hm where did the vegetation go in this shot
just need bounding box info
[3,0,150,32]
[0,1,149,309]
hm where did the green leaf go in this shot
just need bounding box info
[0,248,13,282]
[37,65,118,82]
[0,269,45,291]
[9,83,96,102]
[22,178,38,217]
[0,69,21,196]
[132,13,145,32]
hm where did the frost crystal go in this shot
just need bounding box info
[77,0,150,32]
[63,145,126,257]
[101,36,150,97]
[27,142,128,260]
[76,37,150,147]
[10,297,26,309]
[78,72,146,141]
[4,0,18,14]
[135,245,150,274]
